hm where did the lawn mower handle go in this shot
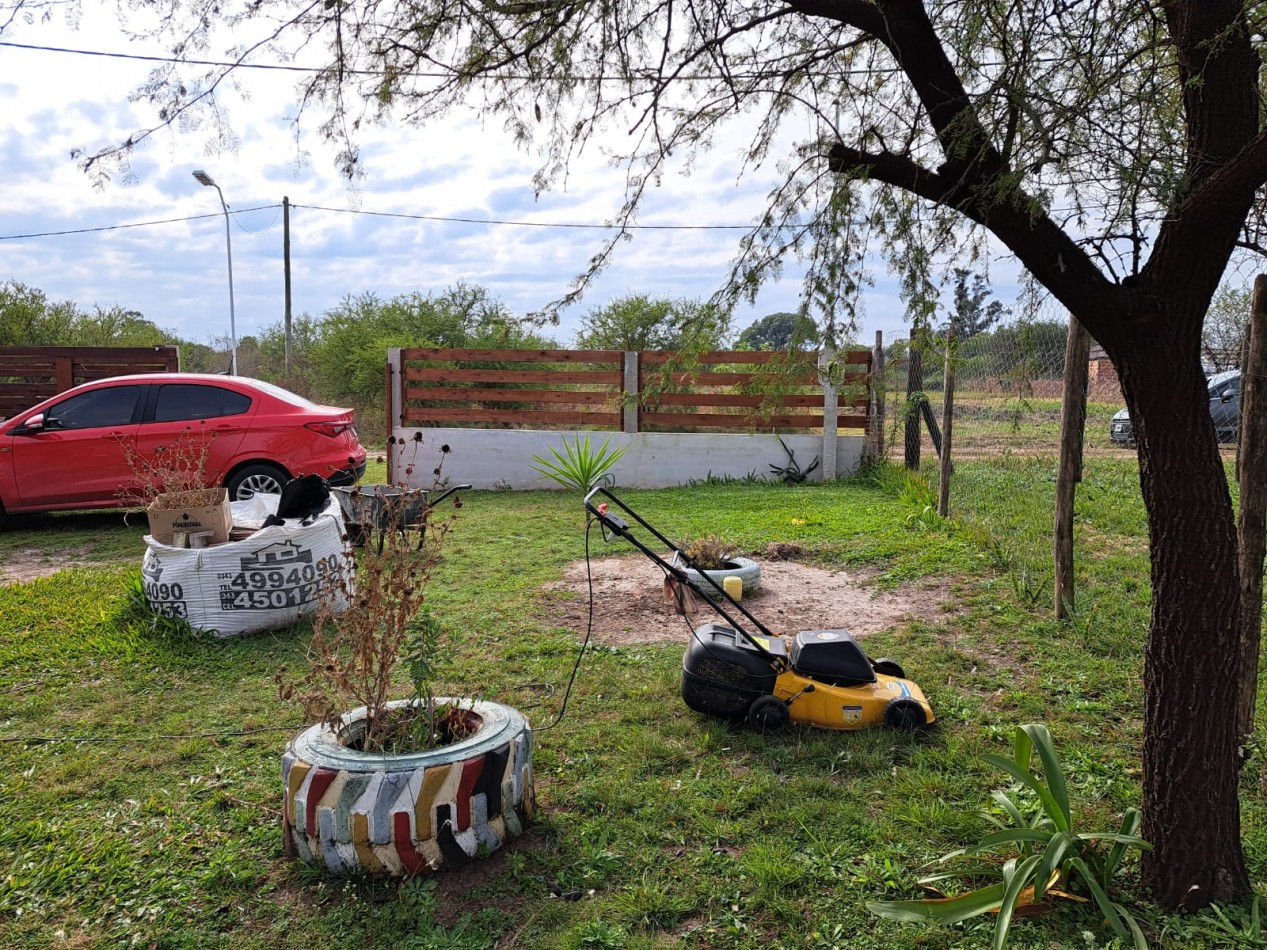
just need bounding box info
[583,485,786,666]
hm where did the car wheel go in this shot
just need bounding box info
[227,463,290,501]
[872,658,905,679]
[747,695,791,735]
[884,697,928,731]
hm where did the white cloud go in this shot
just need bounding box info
[0,11,1035,354]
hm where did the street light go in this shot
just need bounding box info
[192,169,238,375]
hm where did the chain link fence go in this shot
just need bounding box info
[865,287,1183,601]
[871,271,1257,603]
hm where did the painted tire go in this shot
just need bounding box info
[682,557,762,599]
[282,698,535,875]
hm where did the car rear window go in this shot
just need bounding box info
[244,378,327,410]
[153,384,253,422]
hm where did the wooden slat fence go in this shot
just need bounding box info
[401,348,626,429]
[638,349,871,432]
[0,345,180,419]
[399,347,873,434]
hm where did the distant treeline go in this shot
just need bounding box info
[4,277,1070,436]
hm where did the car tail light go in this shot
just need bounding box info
[305,421,354,439]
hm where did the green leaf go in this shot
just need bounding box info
[1067,856,1132,943]
[977,829,1056,850]
[990,790,1027,828]
[1020,724,1072,830]
[1033,832,1072,901]
[982,753,1070,833]
[994,853,1044,950]
[869,882,1007,925]
[530,434,629,494]
[1103,808,1148,880]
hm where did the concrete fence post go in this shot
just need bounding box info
[623,351,640,433]
[819,348,839,480]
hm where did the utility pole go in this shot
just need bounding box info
[283,196,293,375]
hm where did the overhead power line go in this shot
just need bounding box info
[290,203,753,230]
[0,206,278,241]
[0,203,759,242]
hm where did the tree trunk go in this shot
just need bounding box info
[1116,334,1250,907]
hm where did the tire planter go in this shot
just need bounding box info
[682,556,762,599]
[282,698,534,875]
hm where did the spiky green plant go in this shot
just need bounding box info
[869,723,1151,950]
[531,434,629,493]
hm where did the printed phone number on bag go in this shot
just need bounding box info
[217,555,342,611]
[144,580,189,618]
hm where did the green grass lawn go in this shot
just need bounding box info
[0,460,1263,949]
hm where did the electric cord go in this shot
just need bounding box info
[531,517,600,732]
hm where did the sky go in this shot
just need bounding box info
[0,8,1032,351]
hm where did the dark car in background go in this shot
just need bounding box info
[0,374,367,523]
[1110,369,1241,446]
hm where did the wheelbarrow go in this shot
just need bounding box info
[331,483,470,552]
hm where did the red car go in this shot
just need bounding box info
[0,374,367,523]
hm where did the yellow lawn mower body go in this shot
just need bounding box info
[586,487,936,735]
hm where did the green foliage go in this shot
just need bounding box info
[869,724,1151,950]
[735,311,816,351]
[677,533,737,570]
[574,294,728,351]
[531,434,629,494]
[310,282,554,409]
[0,281,174,348]
[944,268,1010,339]
[0,282,80,346]
[404,605,448,698]
[1203,284,1251,373]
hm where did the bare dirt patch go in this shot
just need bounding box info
[544,555,957,647]
[0,548,130,586]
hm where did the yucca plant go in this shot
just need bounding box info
[531,434,629,493]
[869,723,1151,950]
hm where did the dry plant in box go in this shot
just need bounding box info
[115,427,221,511]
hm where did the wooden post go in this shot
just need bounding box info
[54,355,73,393]
[1054,315,1091,619]
[905,332,923,470]
[1236,276,1267,739]
[386,348,404,484]
[938,323,957,518]
[872,331,885,461]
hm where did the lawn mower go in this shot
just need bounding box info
[584,486,935,733]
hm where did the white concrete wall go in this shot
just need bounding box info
[391,426,865,490]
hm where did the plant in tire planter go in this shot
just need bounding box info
[277,442,534,875]
[677,534,762,598]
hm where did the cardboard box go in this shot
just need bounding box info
[146,489,233,546]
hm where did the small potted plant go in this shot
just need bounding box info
[278,440,534,875]
[677,534,762,598]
